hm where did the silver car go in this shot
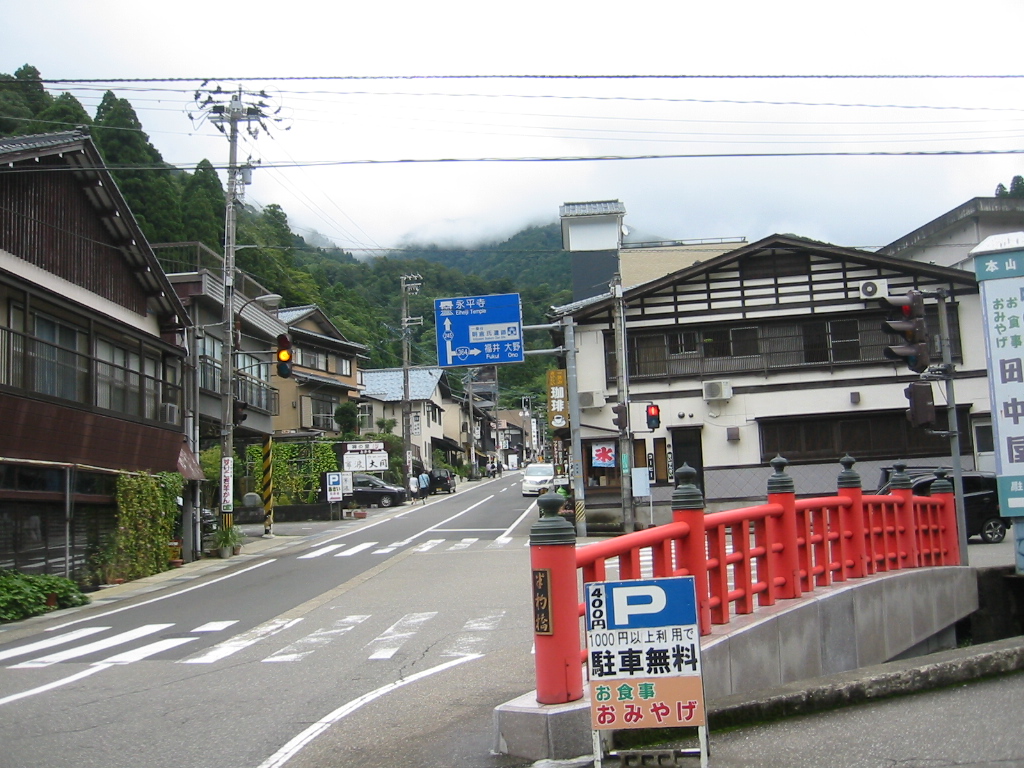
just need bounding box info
[521,463,556,496]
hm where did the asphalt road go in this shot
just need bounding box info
[0,473,541,768]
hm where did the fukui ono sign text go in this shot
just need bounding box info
[434,294,524,367]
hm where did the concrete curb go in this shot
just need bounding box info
[707,635,1024,729]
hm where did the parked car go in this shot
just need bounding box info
[877,469,1007,544]
[429,468,456,494]
[352,473,406,507]
[521,462,556,496]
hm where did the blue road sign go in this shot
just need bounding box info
[434,293,524,367]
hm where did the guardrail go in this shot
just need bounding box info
[530,455,959,704]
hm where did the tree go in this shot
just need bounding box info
[93,91,184,243]
[333,401,360,436]
[995,175,1024,198]
[180,159,224,249]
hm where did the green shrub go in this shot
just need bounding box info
[0,570,90,623]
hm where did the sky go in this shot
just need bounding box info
[6,0,1024,256]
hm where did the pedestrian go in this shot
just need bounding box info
[408,474,419,503]
[418,469,431,501]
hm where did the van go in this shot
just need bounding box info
[521,463,556,496]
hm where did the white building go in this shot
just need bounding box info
[552,234,986,523]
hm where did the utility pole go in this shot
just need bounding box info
[401,274,422,481]
[611,274,635,532]
[198,85,283,530]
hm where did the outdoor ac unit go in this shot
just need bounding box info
[702,380,733,401]
[578,391,605,409]
[159,402,180,424]
[858,279,888,301]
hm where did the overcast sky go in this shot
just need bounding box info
[6,0,1024,255]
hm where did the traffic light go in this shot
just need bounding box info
[232,400,248,425]
[276,333,293,378]
[646,404,661,429]
[879,289,930,373]
[905,381,936,428]
[612,402,628,431]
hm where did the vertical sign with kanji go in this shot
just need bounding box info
[584,577,706,730]
[973,234,1024,574]
[533,569,553,635]
[547,369,569,430]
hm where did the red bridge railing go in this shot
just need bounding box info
[530,455,959,704]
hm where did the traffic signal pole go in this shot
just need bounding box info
[931,290,969,565]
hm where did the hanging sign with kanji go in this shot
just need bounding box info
[584,577,706,730]
[547,369,569,429]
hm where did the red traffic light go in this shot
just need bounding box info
[646,404,661,429]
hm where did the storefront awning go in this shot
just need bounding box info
[177,443,205,481]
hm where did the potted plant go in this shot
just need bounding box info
[212,525,243,558]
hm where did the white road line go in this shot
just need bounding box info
[0,664,112,707]
[447,538,478,551]
[192,620,239,633]
[255,654,481,768]
[263,615,369,663]
[48,559,275,631]
[298,544,346,559]
[0,627,108,663]
[101,637,198,664]
[180,618,303,664]
[365,612,437,660]
[334,541,377,557]
[11,624,173,668]
[486,537,513,549]
[411,539,445,552]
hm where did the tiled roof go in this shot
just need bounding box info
[559,200,626,218]
[362,368,443,401]
[276,305,318,325]
[0,130,87,156]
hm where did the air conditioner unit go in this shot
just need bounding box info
[577,391,605,409]
[702,380,733,402]
[159,402,180,424]
[858,279,888,301]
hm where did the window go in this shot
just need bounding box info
[760,407,973,462]
[703,327,757,358]
[339,356,352,376]
[32,313,88,402]
[358,403,374,432]
[311,396,337,430]
[299,348,327,371]
[669,331,699,356]
[739,251,810,281]
[803,319,860,364]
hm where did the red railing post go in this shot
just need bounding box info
[530,493,583,704]
[888,462,916,570]
[930,469,961,565]
[672,463,711,634]
[836,455,867,579]
[767,456,801,599]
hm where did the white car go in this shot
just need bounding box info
[521,463,556,496]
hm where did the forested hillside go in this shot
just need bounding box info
[0,64,570,402]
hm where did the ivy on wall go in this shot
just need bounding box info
[92,471,181,584]
[247,441,338,504]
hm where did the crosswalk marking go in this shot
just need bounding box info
[486,537,513,549]
[0,626,108,663]
[411,539,445,552]
[299,544,346,559]
[180,618,303,664]
[10,624,173,668]
[192,620,239,633]
[1,610,508,676]
[366,612,437,660]
[334,541,377,557]
[263,615,369,663]
[102,637,198,664]
[441,611,506,657]
[447,538,478,551]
